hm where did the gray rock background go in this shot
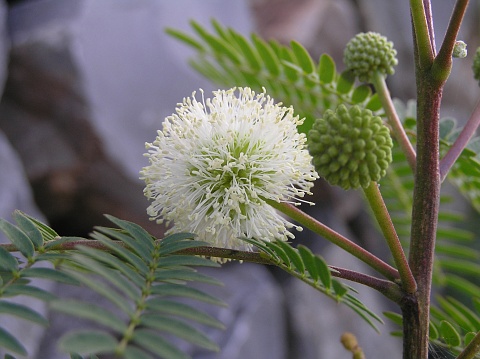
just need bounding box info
[0,0,478,358]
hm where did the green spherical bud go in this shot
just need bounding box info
[473,47,480,85]
[452,40,467,58]
[343,32,398,82]
[308,105,393,190]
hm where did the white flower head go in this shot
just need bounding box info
[141,87,318,250]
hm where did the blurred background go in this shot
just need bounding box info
[0,0,478,358]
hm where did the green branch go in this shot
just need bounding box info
[409,0,435,68]
[0,239,404,301]
[440,98,480,181]
[432,0,470,84]
[330,266,403,303]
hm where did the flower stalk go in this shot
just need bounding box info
[362,182,416,293]
[371,71,417,171]
[266,199,400,281]
[440,99,480,182]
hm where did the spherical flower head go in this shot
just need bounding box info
[343,32,398,82]
[141,87,318,250]
[473,47,480,85]
[308,104,393,190]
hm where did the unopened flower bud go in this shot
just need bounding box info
[308,104,393,190]
[453,40,467,58]
[344,32,398,82]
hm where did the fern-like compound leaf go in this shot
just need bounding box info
[167,20,378,135]
[54,218,225,358]
[241,237,382,332]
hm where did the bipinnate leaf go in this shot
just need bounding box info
[50,217,224,358]
[168,20,377,136]
[241,237,381,331]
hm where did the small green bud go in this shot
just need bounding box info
[343,32,398,82]
[473,47,480,85]
[453,40,467,58]
[308,105,393,190]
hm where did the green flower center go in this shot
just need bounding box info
[189,132,268,219]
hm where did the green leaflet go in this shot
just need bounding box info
[51,300,128,333]
[139,314,219,351]
[0,326,27,356]
[0,301,48,326]
[58,331,118,356]
[318,54,335,84]
[0,219,34,259]
[132,330,189,359]
[440,320,462,347]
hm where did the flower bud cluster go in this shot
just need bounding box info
[308,105,393,190]
[344,32,398,82]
